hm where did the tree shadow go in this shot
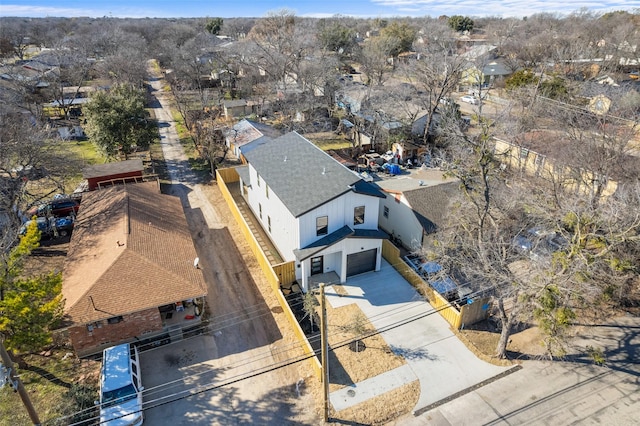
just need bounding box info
[22,361,72,389]
[563,317,640,377]
[389,345,440,361]
[143,347,319,424]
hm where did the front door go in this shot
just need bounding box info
[310,256,323,275]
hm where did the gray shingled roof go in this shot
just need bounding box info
[243,132,384,217]
[403,181,460,234]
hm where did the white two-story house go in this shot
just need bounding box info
[236,131,387,292]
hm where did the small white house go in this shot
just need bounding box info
[237,131,388,292]
[377,171,459,251]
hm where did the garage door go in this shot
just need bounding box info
[347,249,377,277]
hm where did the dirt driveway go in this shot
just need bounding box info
[142,71,322,424]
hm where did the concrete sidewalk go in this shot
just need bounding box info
[326,260,509,413]
[331,364,417,411]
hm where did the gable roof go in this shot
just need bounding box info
[62,182,206,325]
[293,225,388,261]
[82,159,144,179]
[226,119,283,152]
[243,131,385,217]
[403,181,460,234]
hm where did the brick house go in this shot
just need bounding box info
[61,181,207,357]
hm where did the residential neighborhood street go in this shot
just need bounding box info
[2,10,639,426]
[144,72,640,425]
[140,69,321,424]
[395,315,640,425]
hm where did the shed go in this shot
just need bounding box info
[83,159,144,191]
[223,99,248,119]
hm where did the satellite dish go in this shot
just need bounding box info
[193,257,200,269]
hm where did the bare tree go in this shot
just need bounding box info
[399,22,465,145]
[356,36,396,86]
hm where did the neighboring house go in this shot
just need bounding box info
[225,119,283,161]
[494,132,640,198]
[411,110,443,141]
[461,60,513,87]
[376,171,459,250]
[461,44,497,61]
[42,97,89,118]
[61,182,207,356]
[82,159,145,191]
[236,131,388,292]
[335,82,370,114]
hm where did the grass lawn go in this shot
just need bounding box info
[60,140,105,165]
[305,132,353,151]
[0,349,100,426]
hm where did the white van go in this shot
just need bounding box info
[98,343,144,426]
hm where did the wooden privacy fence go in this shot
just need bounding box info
[216,168,321,379]
[381,240,490,329]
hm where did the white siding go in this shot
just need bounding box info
[298,191,380,248]
[378,192,423,250]
[244,162,385,292]
[245,165,299,261]
[298,238,381,292]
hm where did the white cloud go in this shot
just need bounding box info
[371,0,638,17]
[0,4,172,18]
[0,5,97,17]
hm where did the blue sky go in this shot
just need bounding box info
[0,0,637,19]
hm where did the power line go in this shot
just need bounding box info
[53,286,488,426]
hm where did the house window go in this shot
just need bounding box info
[383,206,389,219]
[257,174,260,187]
[316,216,328,236]
[107,316,123,324]
[265,184,269,199]
[259,203,262,219]
[354,206,365,225]
[268,216,271,233]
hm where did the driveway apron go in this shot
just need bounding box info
[326,259,509,412]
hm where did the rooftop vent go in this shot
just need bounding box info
[419,180,424,186]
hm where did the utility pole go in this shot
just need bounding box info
[320,283,329,422]
[0,337,41,425]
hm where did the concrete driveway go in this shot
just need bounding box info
[396,314,640,425]
[326,259,511,413]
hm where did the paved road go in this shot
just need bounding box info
[393,315,640,425]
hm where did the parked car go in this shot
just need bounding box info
[513,227,568,261]
[460,95,480,105]
[20,216,74,239]
[26,197,80,218]
[98,343,144,426]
